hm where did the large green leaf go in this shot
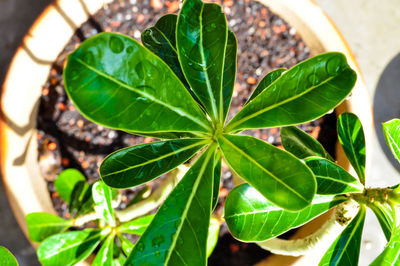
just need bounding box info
[126,145,216,265]
[37,228,109,266]
[221,29,237,122]
[304,157,364,195]
[64,32,212,134]
[225,53,356,132]
[383,119,400,164]
[369,203,393,241]
[337,113,366,184]
[281,126,333,161]
[246,68,286,104]
[0,246,18,266]
[218,134,316,211]
[26,212,72,242]
[207,218,220,258]
[177,0,228,123]
[100,139,208,188]
[212,151,222,210]
[224,183,346,241]
[92,181,116,226]
[118,214,154,235]
[93,233,114,266]
[319,205,366,266]
[55,169,86,203]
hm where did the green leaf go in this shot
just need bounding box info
[75,183,95,217]
[37,228,109,266]
[383,119,400,164]
[218,134,316,211]
[64,32,212,134]
[337,112,366,184]
[0,246,18,266]
[177,0,228,123]
[69,180,89,216]
[112,254,126,266]
[369,203,393,241]
[370,219,400,266]
[224,183,346,241]
[246,68,286,104]
[26,212,72,242]
[118,214,155,235]
[304,157,364,195]
[92,181,116,226]
[93,233,114,266]
[207,218,220,258]
[281,126,333,161]
[118,235,134,257]
[212,151,222,210]
[221,29,237,122]
[126,145,216,265]
[100,139,208,188]
[55,169,86,203]
[319,205,366,266]
[226,52,356,132]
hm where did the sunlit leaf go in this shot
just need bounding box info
[226,53,356,132]
[246,68,286,104]
[207,218,220,258]
[225,183,346,241]
[0,246,18,266]
[118,235,134,257]
[26,212,72,242]
[337,112,366,184]
[100,139,208,188]
[218,134,316,211]
[212,152,222,210]
[369,203,393,241]
[319,205,366,266]
[126,146,216,265]
[118,214,154,235]
[383,119,400,164]
[92,181,116,226]
[55,169,86,204]
[93,233,114,266]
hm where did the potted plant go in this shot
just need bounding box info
[0,0,373,265]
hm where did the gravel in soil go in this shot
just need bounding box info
[36,0,336,264]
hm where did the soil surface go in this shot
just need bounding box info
[36,0,336,265]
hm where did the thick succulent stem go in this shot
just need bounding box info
[257,200,359,256]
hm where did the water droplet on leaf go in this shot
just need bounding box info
[137,242,145,252]
[326,56,342,75]
[109,35,125,54]
[152,235,165,247]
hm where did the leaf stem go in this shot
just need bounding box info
[256,200,359,256]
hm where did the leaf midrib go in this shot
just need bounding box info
[219,135,308,203]
[74,58,211,131]
[101,140,208,177]
[227,74,337,131]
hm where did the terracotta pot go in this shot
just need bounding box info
[0,0,372,265]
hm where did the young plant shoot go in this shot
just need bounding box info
[29,0,400,265]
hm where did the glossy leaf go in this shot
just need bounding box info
[337,112,366,184]
[226,53,356,132]
[69,180,89,216]
[212,151,222,210]
[92,181,116,226]
[100,139,208,188]
[37,228,109,266]
[64,32,212,134]
[383,119,400,164]
[126,145,216,265]
[118,214,154,235]
[0,246,18,266]
[75,183,95,217]
[55,169,86,203]
[369,203,393,241]
[218,134,316,211]
[26,212,72,242]
[246,68,286,104]
[207,218,220,258]
[118,235,134,257]
[93,233,114,266]
[221,29,237,122]
[305,157,364,195]
[319,205,366,266]
[225,183,346,241]
[281,126,333,161]
[113,254,126,266]
[177,0,228,122]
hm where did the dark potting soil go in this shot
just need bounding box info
[36,0,336,265]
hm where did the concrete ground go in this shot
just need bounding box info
[1,0,399,265]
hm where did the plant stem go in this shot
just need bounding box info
[73,165,189,226]
[256,200,359,256]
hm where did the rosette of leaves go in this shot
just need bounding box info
[62,0,357,264]
[26,170,153,266]
[225,113,400,265]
